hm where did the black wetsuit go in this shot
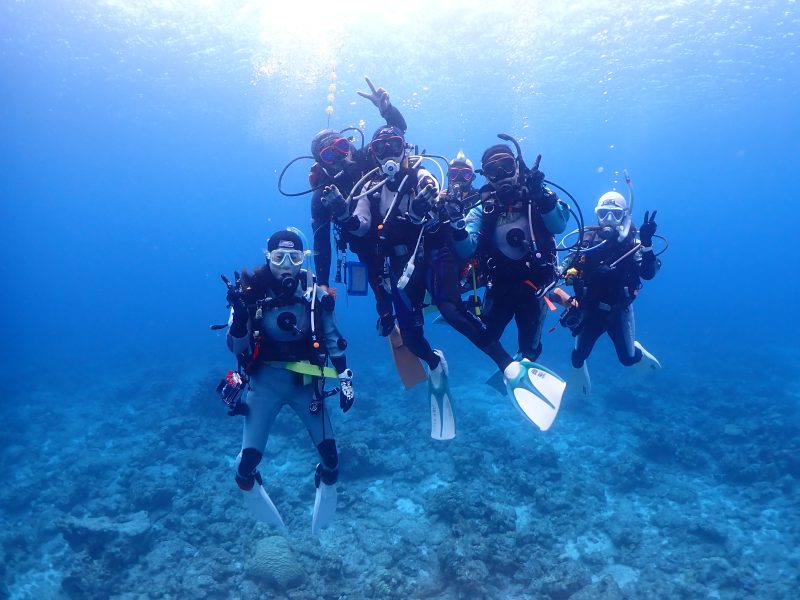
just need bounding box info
[311,106,406,331]
[567,229,660,367]
[426,187,514,371]
[367,163,441,368]
[468,184,569,360]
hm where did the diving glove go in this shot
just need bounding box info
[377,313,395,337]
[338,369,354,413]
[639,210,658,247]
[409,184,437,223]
[322,185,348,219]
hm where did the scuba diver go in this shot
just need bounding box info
[427,152,547,420]
[221,228,354,534]
[433,152,484,309]
[463,136,571,431]
[553,191,662,395]
[307,76,407,337]
[357,125,456,439]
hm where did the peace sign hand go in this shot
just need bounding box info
[639,210,658,246]
[357,76,391,113]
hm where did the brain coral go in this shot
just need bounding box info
[247,535,305,589]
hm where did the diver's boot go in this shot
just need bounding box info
[503,360,523,381]
[235,471,256,491]
[311,465,338,535]
[570,362,592,396]
[633,341,662,373]
[428,349,449,388]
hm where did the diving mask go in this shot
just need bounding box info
[448,166,474,183]
[482,154,516,182]
[370,135,405,161]
[595,207,626,224]
[319,137,350,165]
[269,248,306,267]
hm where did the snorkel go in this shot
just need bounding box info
[491,133,586,253]
[624,169,635,214]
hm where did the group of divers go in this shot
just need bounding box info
[214,77,668,533]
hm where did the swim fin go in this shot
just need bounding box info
[311,482,337,535]
[429,350,455,440]
[242,473,285,528]
[485,369,507,396]
[504,360,566,432]
[388,325,427,389]
[569,362,591,396]
[633,341,662,373]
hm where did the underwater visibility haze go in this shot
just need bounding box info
[1,1,799,598]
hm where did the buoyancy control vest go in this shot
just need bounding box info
[571,229,642,311]
[239,268,333,367]
[477,185,558,287]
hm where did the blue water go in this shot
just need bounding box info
[2,2,798,598]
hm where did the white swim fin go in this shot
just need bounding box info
[633,341,662,373]
[429,350,456,440]
[311,482,338,535]
[570,362,592,396]
[242,475,285,528]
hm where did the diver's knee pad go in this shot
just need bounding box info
[234,448,263,491]
[315,439,339,486]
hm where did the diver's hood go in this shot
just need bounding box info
[595,191,631,242]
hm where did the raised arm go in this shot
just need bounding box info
[358,76,407,132]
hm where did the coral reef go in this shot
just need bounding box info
[246,535,306,590]
[1,348,798,599]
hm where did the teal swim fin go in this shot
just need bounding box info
[429,350,455,440]
[311,482,337,535]
[243,475,285,528]
[504,360,566,431]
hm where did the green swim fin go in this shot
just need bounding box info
[389,326,427,389]
[504,360,566,432]
[429,350,455,440]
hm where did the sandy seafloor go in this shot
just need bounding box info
[1,337,797,600]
